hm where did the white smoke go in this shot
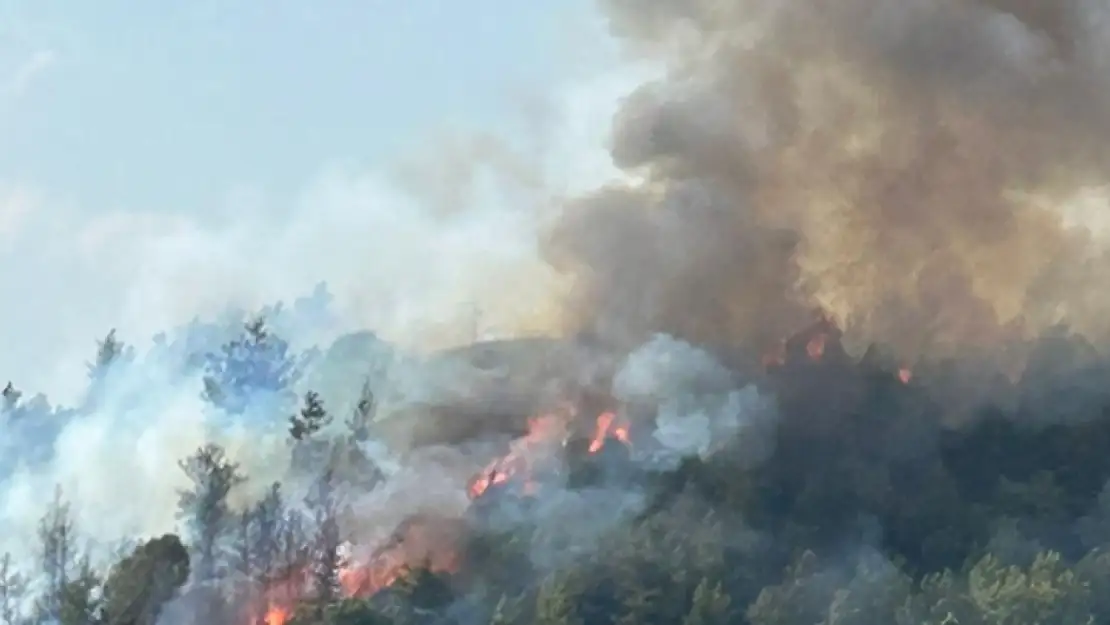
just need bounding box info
[614,334,777,465]
[0,57,656,593]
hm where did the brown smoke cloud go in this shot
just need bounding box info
[542,0,1110,363]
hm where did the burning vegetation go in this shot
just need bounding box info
[10,0,1110,624]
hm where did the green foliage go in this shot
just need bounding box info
[390,564,454,613]
[87,328,133,382]
[0,553,26,625]
[290,597,392,625]
[967,552,1092,625]
[100,534,190,625]
[683,579,731,625]
[177,443,247,581]
[22,324,1110,625]
[533,573,582,625]
[57,557,101,625]
[36,487,78,623]
[290,391,331,442]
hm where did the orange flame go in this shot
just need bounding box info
[467,408,635,500]
[806,333,827,361]
[468,412,568,499]
[898,367,912,384]
[263,606,289,625]
[338,517,462,597]
[588,411,631,453]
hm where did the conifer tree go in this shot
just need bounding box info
[0,553,26,625]
[1,383,20,414]
[36,488,75,621]
[177,444,247,582]
[290,391,331,442]
[203,316,299,416]
[305,462,345,610]
[87,328,132,382]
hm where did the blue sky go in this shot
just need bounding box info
[1,0,609,214]
[0,0,650,399]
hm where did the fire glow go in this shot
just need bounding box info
[246,517,463,625]
[468,410,633,500]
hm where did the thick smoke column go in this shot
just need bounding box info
[545,0,1110,363]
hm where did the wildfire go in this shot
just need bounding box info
[898,367,913,384]
[806,333,827,361]
[588,411,630,453]
[467,408,634,500]
[467,412,567,499]
[263,606,289,625]
[338,514,464,598]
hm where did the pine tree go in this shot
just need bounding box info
[306,456,345,612]
[1,383,20,414]
[234,508,254,580]
[251,484,285,586]
[57,556,101,625]
[35,487,77,624]
[202,316,300,416]
[290,391,334,476]
[177,444,247,582]
[0,553,26,625]
[290,391,331,442]
[345,380,377,442]
[87,328,132,382]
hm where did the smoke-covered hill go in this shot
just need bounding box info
[9,0,1110,624]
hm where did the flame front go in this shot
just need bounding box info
[468,413,568,499]
[263,606,289,625]
[468,409,634,500]
[588,411,630,453]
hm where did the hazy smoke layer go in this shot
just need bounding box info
[545,0,1110,362]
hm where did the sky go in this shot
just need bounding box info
[0,1,652,400]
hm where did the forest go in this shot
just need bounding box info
[1,289,1110,625]
[4,0,1109,623]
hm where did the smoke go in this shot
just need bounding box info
[11,0,1110,616]
[544,0,1110,364]
[613,334,775,465]
[0,53,653,589]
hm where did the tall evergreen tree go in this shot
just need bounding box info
[305,461,345,611]
[1,383,20,414]
[86,328,133,382]
[35,488,77,624]
[56,556,102,625]
[0,553,25,625]
[290,391,331,442]
[202,316,300,417]
[345,380,376,443]
[177,444,247,582]
[251,484,285,586]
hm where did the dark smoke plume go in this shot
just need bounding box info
[545,0,1110,366]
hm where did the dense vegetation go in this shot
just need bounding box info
[4,293,1110,625]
